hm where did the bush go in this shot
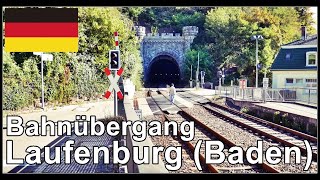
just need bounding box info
[73,61,102,100]
[298,121,306,132]
[240,106,249,113]
[3,83,32,110]
[273,111,281,124]
[282,113,292,128]
[261,113,273,122]
[292,120,306,133]
[247,108,258,116]
[308,124,317,136]
[3,51,32,110]
[3,8,143,110]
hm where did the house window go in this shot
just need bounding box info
[285,53,291,61]
[286,78,293,84]
[306,52,317,66]
[306,78,317,83]
[296,78,303,84]
[285,78,294,86]
[305,78,317,93]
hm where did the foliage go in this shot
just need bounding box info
[295,7,316,35]
[172,11,205,32]
[308,123,317,136]
[120,7,144,22]
[240,106,249,113]
[11,52,34,66]
[282,113,291,128]
[3,51,32,110]
[3,7,142,110]
[184,46,213,83]
[273,111,281,124]
[137,7,207,33]
[224,71,241,86]
[22,58,42,100]
[204,7,315,85]
[73,61,101,100]
[151,26,158,35]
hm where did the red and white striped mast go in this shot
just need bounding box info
[114,31,119,116]
[114,31,119,50]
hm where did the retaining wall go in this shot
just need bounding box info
[226,97,317,136]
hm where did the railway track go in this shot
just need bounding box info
[144,114,207,173]
[175,90,318,173]
[179,91,318,160]
[148,89,279,173]
[146,90,208,173]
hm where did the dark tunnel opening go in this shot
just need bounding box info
[147,55,180,88]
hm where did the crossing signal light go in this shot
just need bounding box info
[257,63,263,70]
[109,50,121,70]
[201,71,205,77]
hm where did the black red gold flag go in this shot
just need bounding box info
[5,8,78,52]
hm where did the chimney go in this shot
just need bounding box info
[301,26,307,40]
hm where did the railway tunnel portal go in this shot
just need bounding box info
[135,26,198,87]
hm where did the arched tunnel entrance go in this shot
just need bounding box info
[147,55,181,87]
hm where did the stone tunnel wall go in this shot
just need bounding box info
[137,26,198,84]
[142,39,186,82]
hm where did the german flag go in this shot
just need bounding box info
[4,8,78,52]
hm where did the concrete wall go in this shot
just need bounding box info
[272,70,317,89]
[271,70,317,104]
[226,97,317,135]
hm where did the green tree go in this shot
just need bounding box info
[205,8,255,71]
[268,7,300,45]
[295,7,316,35]
[184,46,214,83]
[78,7,142,86]
[120,7,144,22]
[204,7,307,86]
[22,58,41,102]
[172,11,205,32]
[4,7,143,110]
[3,51,30,110]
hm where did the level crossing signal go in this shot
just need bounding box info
[109,50,120,70]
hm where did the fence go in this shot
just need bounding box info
[215,86,317,105]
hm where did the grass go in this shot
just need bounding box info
[212,95,226,104]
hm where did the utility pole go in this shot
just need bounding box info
[251,35,263,88]
[41,54,44,110]
[114,32,119,117]
[33,52,53,110]
[190,64,193,88]
[255,38,258,88]
[190,65,192,79]
[196,52,200,89]
[222,67,225,85]
[263,69,268,103]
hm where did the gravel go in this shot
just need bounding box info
[184,105,318,173]
[143,115,207,173]
[134,90,148,99]
[144,114,266,173]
